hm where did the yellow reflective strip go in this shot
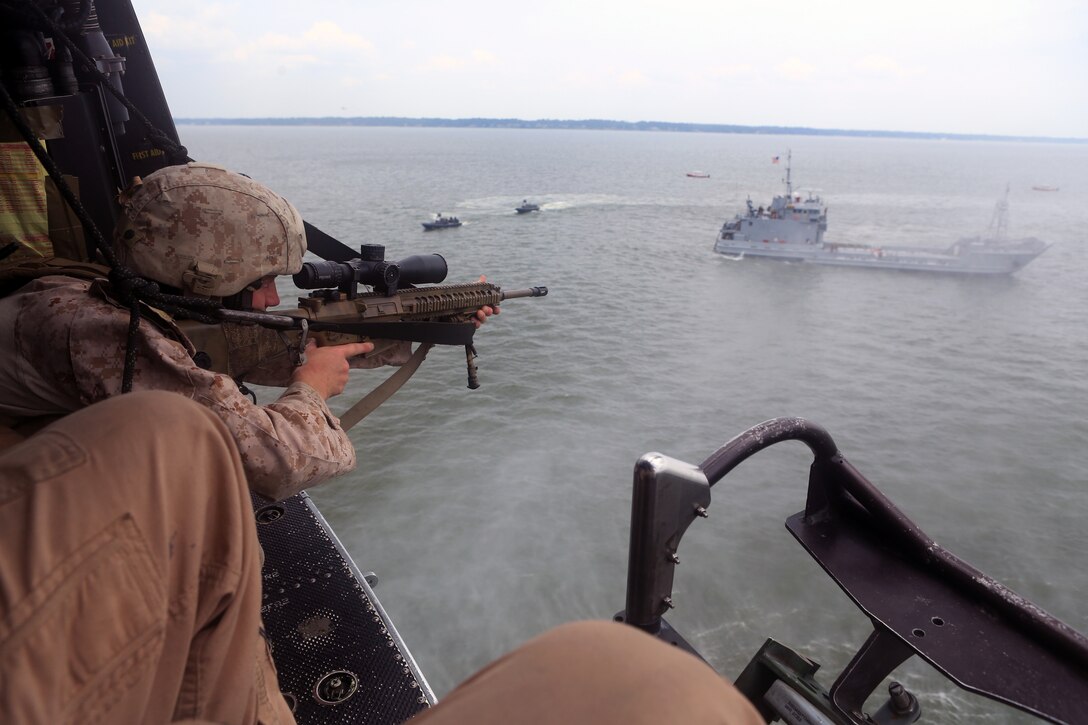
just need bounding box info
[0,142,51,256]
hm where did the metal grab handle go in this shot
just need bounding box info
[699,416,838,486]
[619,417,1088,724]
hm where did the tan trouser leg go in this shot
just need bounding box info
[412,620,764,724]
[0,391,293,725]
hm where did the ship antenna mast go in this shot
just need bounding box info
[783,148,793,197]
[988,183,1010,240]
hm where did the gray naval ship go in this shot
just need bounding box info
[713,152,1049,275]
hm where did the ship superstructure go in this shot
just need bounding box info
[713,154,1048,275]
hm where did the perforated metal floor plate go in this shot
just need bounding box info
[253,492,433,724]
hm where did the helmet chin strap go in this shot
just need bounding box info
[221,281,259,311]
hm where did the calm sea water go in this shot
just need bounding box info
[184,125,1087,721]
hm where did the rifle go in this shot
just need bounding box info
[176,244,546,424]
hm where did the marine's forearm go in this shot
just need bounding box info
[205,381,357,501]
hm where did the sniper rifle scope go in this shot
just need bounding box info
[293,244,447,296]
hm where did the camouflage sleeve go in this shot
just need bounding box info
[197,377,358,501]
[146,335,358,501]
[64,299,357,500]
[15,277,360,500]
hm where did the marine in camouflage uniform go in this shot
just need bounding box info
[0,163,407,501]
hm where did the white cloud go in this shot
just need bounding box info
[707,64,755,79]
[855,55,921,78]
[418,54,466,72]
[617,70,649,86]
[233,33,300,61]
[417,50,500,73]
[141,11,238,50]
[233,22,373,63]
[130,0,1086,136]
[775,57,817,81]
[304,21,374,52]
[559,70,596,87]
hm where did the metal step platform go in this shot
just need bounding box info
[252,492,435,724]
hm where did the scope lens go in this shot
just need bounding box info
[294,260,351,289]
[397,254,448,284]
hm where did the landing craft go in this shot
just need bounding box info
[1,1,1085,723]
[713,151,1050,274]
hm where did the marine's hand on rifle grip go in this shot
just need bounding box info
[291,339,375,400]
[473,305,499,328]
[473,275,500,329]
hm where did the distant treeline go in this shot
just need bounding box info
[173,116,1084,144]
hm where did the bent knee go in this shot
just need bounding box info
[107,391,219,431]
[530,619,679,656]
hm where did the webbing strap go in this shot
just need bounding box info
[338,343,434,431]
[0,257,109,283]
[303,221,359,263]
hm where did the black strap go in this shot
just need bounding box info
[303,221,362,263]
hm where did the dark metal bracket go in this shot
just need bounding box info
[618,417,1088,723]
[617,452,710,636]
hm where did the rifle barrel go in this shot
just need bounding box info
[501,286,548,300]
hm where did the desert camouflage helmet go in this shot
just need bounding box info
[113,162,306,297]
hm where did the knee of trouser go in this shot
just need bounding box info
[517,619,693,673]
[528,621,763,722]
[0,425,25,454]
[531,619,655,651]
[111,391,221,432]
[525,619,733,687]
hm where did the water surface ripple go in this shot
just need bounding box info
[185,126,1087,722]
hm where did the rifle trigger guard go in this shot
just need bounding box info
[295,318,309,366]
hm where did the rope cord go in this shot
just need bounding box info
[16,0,191,164]
[0,0,90,33]
[0,67,219,392]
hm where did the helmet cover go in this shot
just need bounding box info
[113,162,305,297]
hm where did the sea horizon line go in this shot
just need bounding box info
[172,116,1085,144]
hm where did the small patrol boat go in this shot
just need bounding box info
[713,153,1049,275]
[422,213,462,230]
[515,200,540,214]
[686,171,710,178]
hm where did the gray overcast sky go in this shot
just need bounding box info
[133,0,1087,139]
